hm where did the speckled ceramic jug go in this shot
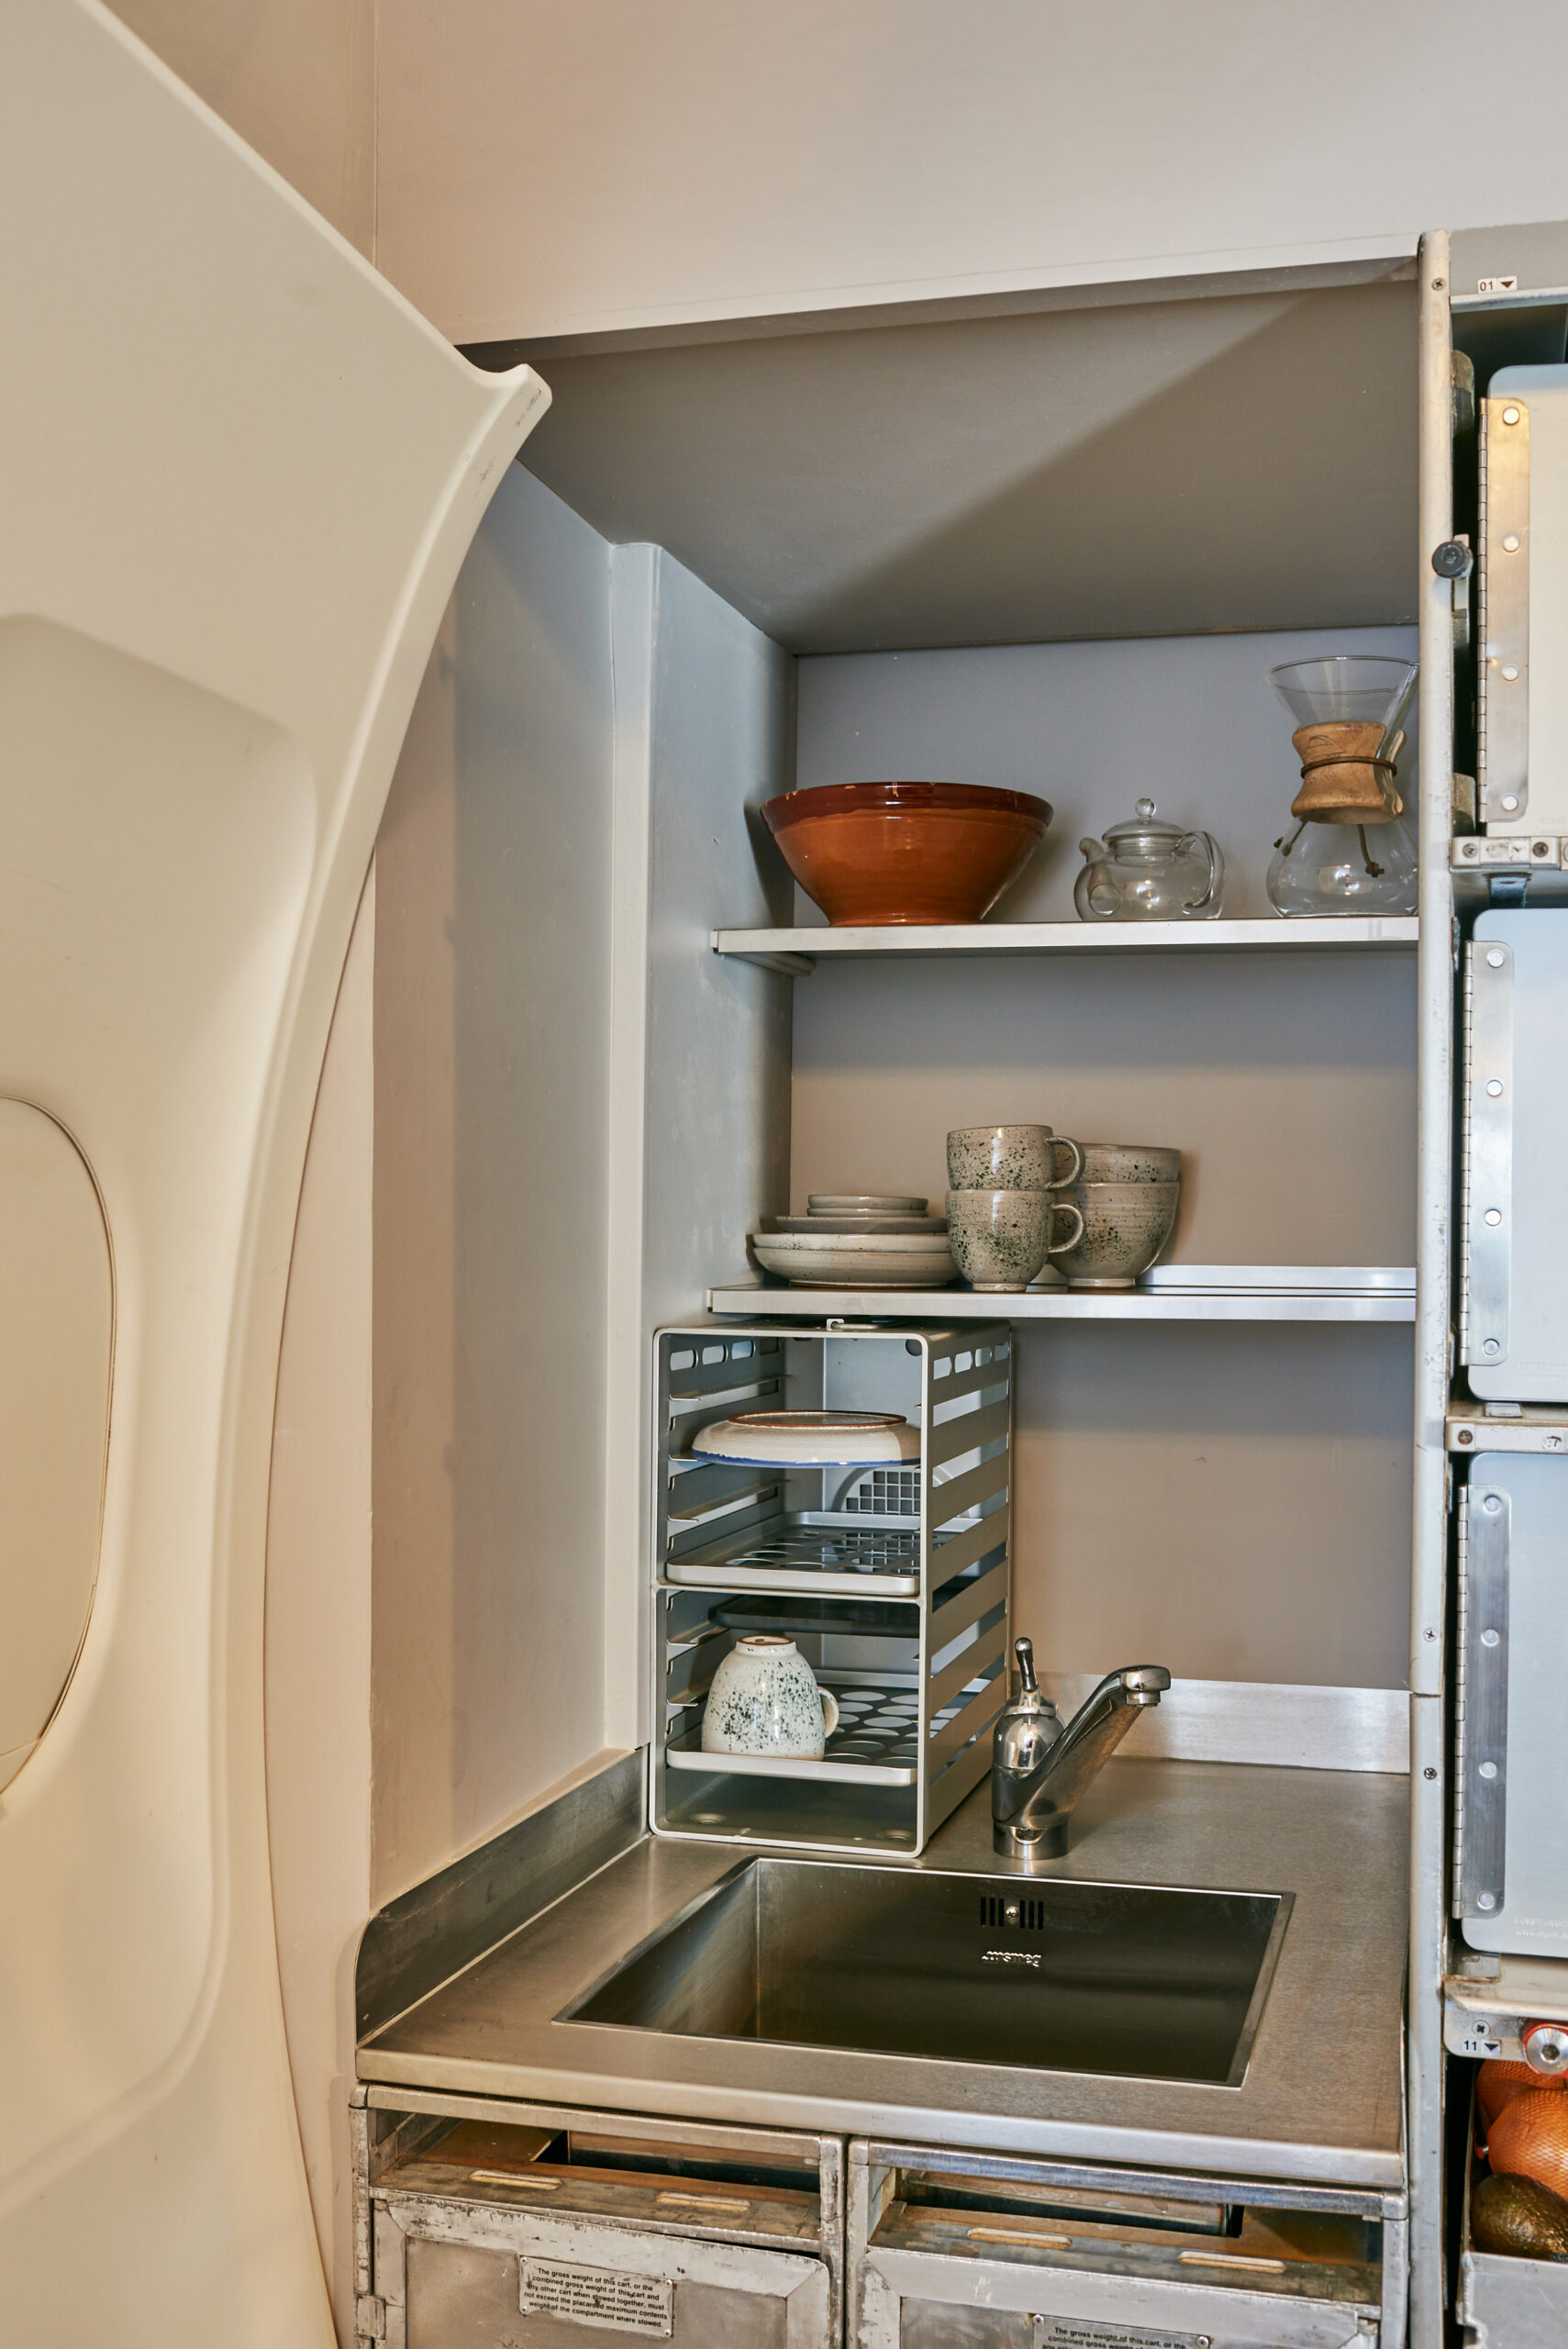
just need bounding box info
[701,1634,840,1760]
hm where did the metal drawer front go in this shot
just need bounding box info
[361,2104,840,2349]
[849,2147,1390,2349]
[1457,1454,1568,1958]
[861,2242,1375,2349]
[403,2231,827,2349]
[1464,911,1568,1401]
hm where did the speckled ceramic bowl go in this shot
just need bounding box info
[946,1188,1085,1293]
[701,1635,839,1760]
[946,1124,1083,1191]
[1053,1180,1180,1288]
[1077,1142,1182,1185]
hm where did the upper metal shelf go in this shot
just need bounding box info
[707,1269,1416,1325]
[712,917,1419,973]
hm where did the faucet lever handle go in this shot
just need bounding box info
[1014,1636,1039,1694]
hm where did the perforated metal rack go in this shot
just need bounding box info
[651,1321,1014,1856]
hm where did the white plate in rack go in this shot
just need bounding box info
[689,1410,921,1467]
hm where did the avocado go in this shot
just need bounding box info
[1473,2172,1568,2260]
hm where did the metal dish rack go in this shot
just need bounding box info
[651,1321,1013,1856]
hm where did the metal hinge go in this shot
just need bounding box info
[1451,1487,1469,1914]
[1458,1482,1511,1922]
[1463,937,1515,1369]
[1458,952,1474,1361]
[1479,395,1530,827]
[355,2295,386,2343]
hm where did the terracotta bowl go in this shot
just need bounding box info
[762,781,1053,926]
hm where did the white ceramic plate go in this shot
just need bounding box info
[691,1410,922,1466]
[751,1230,957,1287]
[806,1193,927,1214]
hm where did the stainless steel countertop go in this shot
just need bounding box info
[358,1759,1407,2189]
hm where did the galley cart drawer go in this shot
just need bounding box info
[1457,2076,1568,2345]
[355,2090,843,2349]
[847,2143,1405,2349]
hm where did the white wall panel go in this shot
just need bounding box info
[372,468,617,1904]
[0,7,545,2338]
[266,879,375,2346]
[105,0,375,254]
[603,546,795,1743]
[374,0,1568,341]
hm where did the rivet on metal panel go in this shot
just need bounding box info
[1486,948,1507,967]
[1502,665,1520,683]
[1502,406,1522,425]
[1502,534,1521,552]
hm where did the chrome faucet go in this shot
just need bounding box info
[992,1639,1171,1863]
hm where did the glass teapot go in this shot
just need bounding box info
[1073,798,1226,922]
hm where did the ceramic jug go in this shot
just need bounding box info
[1074,797,1225,922]
[701,1634,840,1760]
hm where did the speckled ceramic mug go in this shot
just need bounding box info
[1054,1180,1180,1288]
[1076,1142,1181,1185]
[946,1188,1086,1293]
[701,1635,840,1761]
[947,1124,1084,1192]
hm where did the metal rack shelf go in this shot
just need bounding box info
[713,916,1419,974]
[667,1671,933,1787]
[666,1520,924,1597]
[706,1268,1417,1325]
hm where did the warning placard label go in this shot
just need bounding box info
[520,2258,673,2335]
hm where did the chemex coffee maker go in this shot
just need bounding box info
[1265,653,1419,917]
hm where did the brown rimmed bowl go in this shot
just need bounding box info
[762,781,1053,926]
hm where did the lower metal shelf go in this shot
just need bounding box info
[667,1671,982,1788]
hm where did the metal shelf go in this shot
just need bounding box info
[706,1269,1417,1325]
[713,916,1419,973]
[667,1670,980,1788]
[666,1520,924,1597]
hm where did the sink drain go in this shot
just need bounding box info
[978,1895,1047,1930]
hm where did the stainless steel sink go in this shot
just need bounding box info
[561,1860,1291,2087]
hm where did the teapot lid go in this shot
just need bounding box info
[1098,796,1189,851]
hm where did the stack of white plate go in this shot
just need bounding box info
[751,1192,956,1288]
